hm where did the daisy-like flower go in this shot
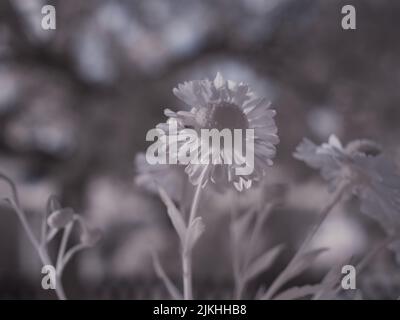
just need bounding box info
[294,134,400,240]
[157,72,279,192]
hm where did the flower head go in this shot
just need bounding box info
[156,73,279,192]
[294,135,400,234]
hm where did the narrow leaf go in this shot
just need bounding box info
[274,284,323,300]
[158,186,186,243]
[261,247,329,300]
[285,247,329,282]
[185,216,205,252]
[313,258,351,300]
[244,244,285,282]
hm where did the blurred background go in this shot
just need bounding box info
[0,0,400,299]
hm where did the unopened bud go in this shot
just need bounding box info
[47,207,74,229]
[47,195,62,214]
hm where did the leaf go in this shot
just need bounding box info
[275,255,349,300]
[273,284,324,300]
[313,257,352,300]
[284,247,329,282]
[244,244,285,283]
[254,285,267,300]
[260,247,329,300]
[185,216,205,252]
[158,186,186,243]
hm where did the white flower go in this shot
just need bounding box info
[158,72,279,192]
[294,135,400,235]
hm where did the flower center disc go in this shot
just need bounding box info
[204,102,249,131]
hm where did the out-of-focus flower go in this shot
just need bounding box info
[158,73,279,192]
[294,135,383,192]
[134,152,188,202]
[294,135,400,257]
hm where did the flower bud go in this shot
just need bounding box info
[47,195,62,214]
[80,227,101,247]
[47,207,74,229]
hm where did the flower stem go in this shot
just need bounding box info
[294,183,347,260]
[229,203,242,299]
[263,182,348,300]
[10,199,67,300]
[182,249,193,300]
[56,223,73,271]
[188,176,205,224]
[182,167,207,300]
